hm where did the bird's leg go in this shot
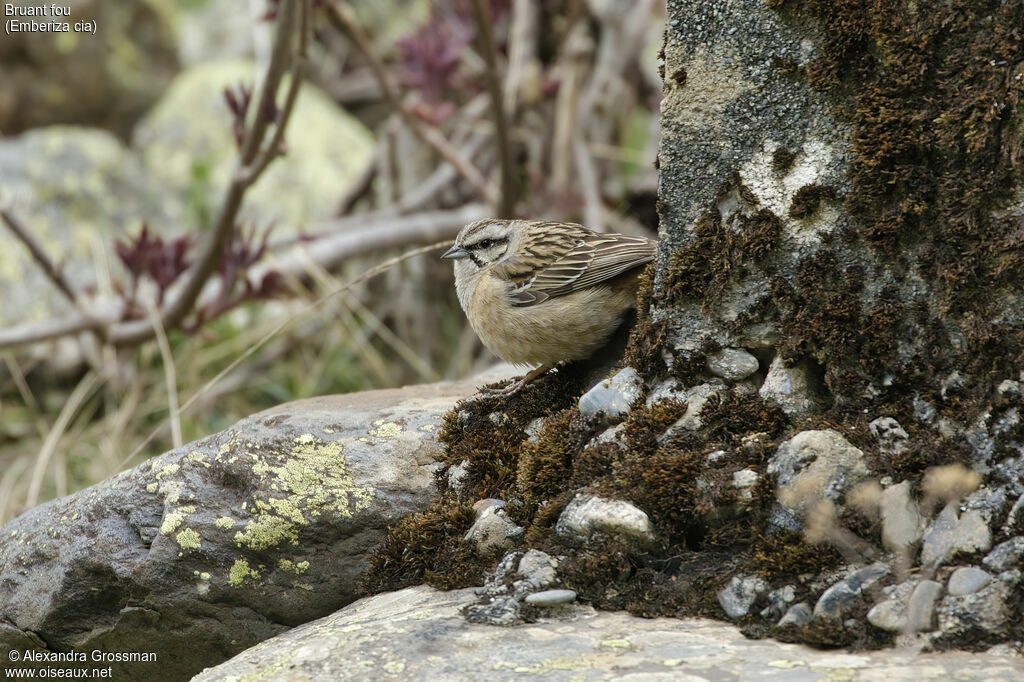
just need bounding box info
[481,364,556,396]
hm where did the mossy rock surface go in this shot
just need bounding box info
[0,376,497,679]
[361,0,1024,652]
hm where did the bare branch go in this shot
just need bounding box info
[111,0,309,347]
[1,208,83,308]
[252,203,489,281]
[504,0,540,116]
[0,205,487,351]
[327,0,500,206]
[551,24,591,195]
[0,304,121,349]
[469,0,517,217]
[573,135,604,231]
[240,0,310,183]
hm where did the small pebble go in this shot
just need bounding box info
[778,603,812,627]
[524,589,577,606]
[947,567,991,596]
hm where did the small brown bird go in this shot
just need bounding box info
[442,218,657,391]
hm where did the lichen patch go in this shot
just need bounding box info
[231,434,375,552]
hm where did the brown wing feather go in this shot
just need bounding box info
[492,222,656,307]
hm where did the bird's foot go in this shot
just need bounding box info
[479,364,555,396]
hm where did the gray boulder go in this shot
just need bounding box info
[554,493,655,546]
[0,377,482,679]
[768,429,869,524]
[191,585,1024,681]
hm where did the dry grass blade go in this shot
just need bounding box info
[24,371,101,509]
[0,459,31,525]
[117,240,454,469]
[147,302,183,449]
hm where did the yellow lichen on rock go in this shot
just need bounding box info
[230,433,374,551]
[176,528,201,550]
[228,558,259,587]
[370,420,402,439]
[160,505,196,535]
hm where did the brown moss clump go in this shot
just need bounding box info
[622,263,667,381]
[664,191,784,311]
[754,0,1024,427]
[558,543,736,619]
[607,394,788,546]
[772,146,797,173]
[696,393,790,447]
[751,531,843,581]
[360,498,480,593]
[619,398,688,457]
[788,184,837,218]
[517,406,598,507]
[796,0,1024,292]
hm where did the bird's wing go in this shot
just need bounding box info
[492,223,657,307]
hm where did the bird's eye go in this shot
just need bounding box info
[478,239,493,249]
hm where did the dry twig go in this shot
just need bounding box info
[1,209,80,308]
[327,0,500,205]
[0,206,486,351]
[469,0,517,216]
[111,0,310,347]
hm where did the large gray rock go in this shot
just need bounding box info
[0,377,486,680]
[577,367,643,418]
[554,493,654,546]
[0,128,169,327]
[191,585,1024,681]
[768,429,869,523]
[134,59,374,231]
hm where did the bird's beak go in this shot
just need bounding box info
[441,244,469,260]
